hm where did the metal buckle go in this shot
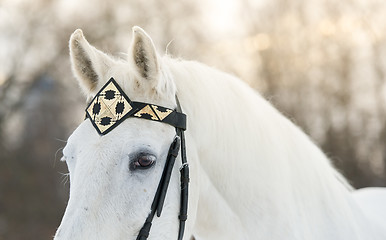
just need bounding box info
[179,163,189,171]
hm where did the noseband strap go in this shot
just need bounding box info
[84,78,189,240]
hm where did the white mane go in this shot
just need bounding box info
[161,57,386,239]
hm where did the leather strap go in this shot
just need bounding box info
[85,78,186,135]
[136,96,189,240]
[130,101,187,131]
[176,97,189,240]
[136,136,181,240]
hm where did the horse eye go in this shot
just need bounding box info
[132,154,156,170]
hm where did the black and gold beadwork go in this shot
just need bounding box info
[85,78,186,135]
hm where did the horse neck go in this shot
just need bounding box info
[166,58,368,239]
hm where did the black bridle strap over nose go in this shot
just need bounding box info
[136,96,189,240]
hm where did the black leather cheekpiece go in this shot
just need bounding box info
[85,78,187,135]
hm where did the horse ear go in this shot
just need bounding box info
[129,26,160,82]
[69,29,113,95]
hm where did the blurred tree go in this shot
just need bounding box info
[235,0,386,187]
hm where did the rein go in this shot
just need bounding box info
[85,78,189,240]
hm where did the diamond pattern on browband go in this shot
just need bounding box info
[86,79,133,134]
[85,78,186,135]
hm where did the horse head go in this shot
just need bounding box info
[54,27,197,240]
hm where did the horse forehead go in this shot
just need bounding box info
[65,118,174,155]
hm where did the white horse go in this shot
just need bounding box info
[54,27,386,240]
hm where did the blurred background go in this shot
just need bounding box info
[1,0,386,239]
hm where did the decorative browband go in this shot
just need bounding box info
[85,78,187,135]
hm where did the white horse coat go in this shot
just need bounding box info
[55,27,386,240]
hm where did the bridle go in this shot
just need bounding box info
[85,78,189,240]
